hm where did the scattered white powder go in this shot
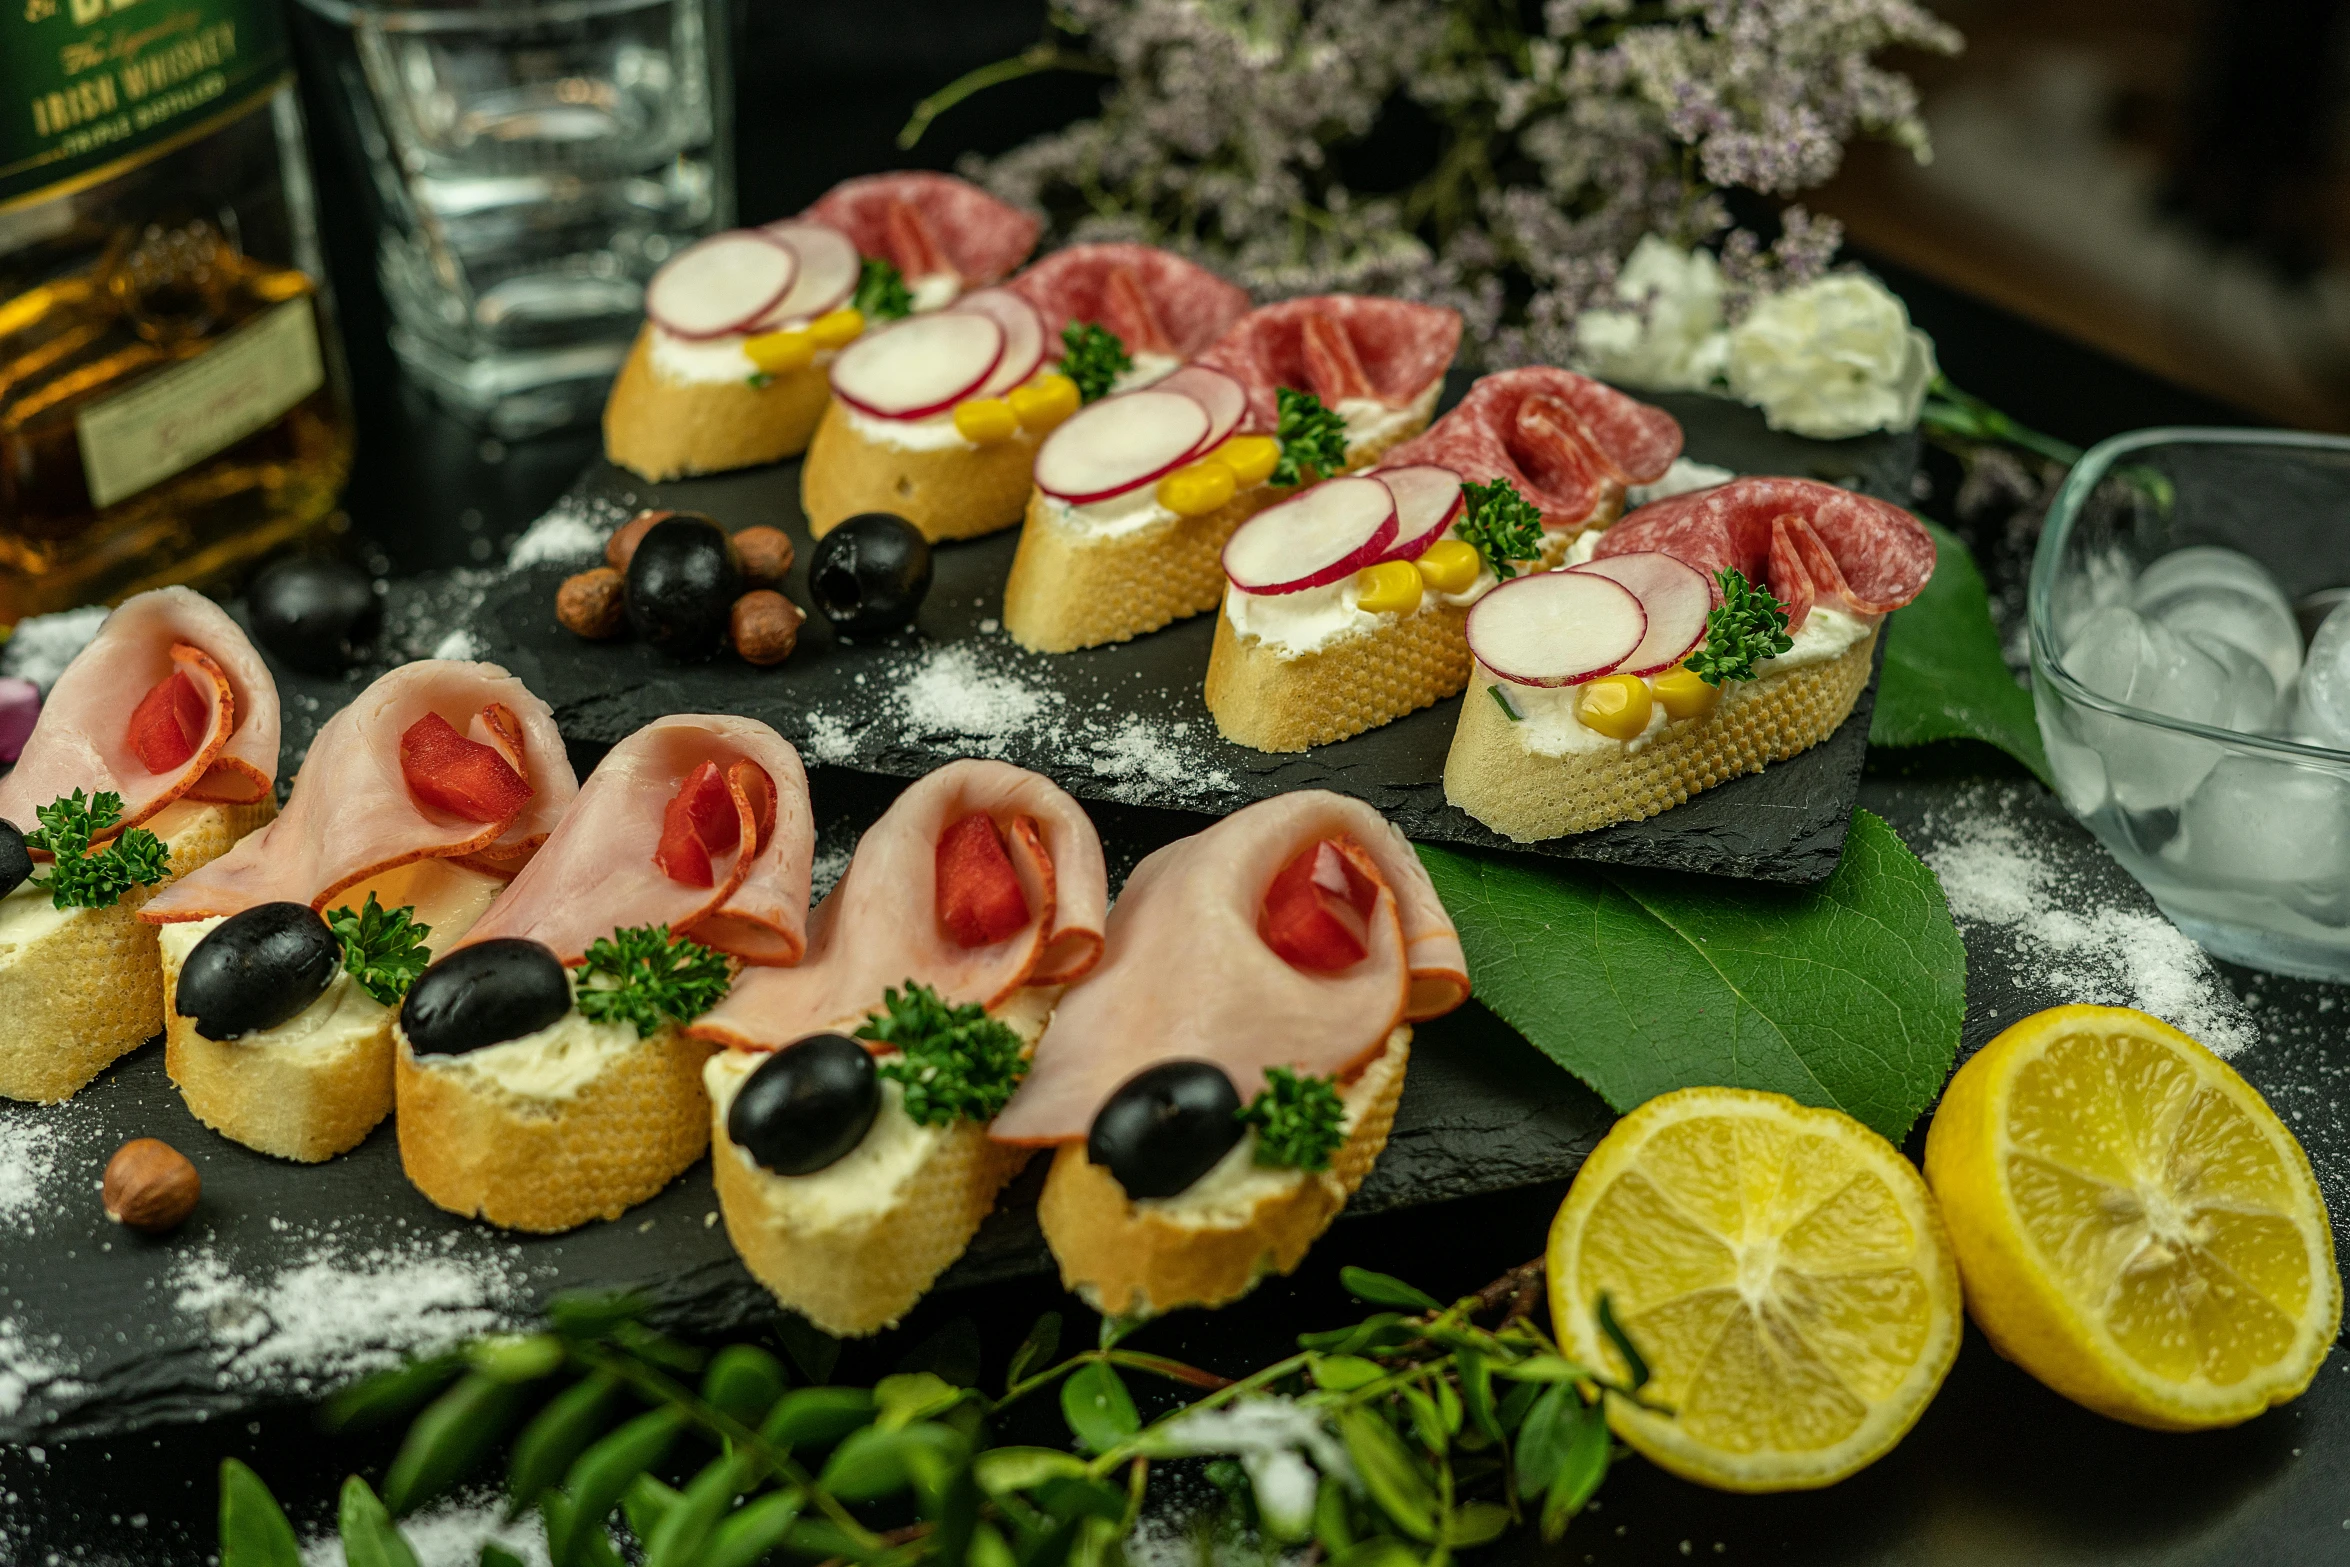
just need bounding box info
[381,569,499,666]
[800,709,858,766]
[895,645,1054,753]
[0,1320,75,1423]
[1084,715,1236,802]
[302,1490,551,1567]
[431,627,485,662]
[0,605,108,692]
[0,1113,63,1232]
[508,493,630,571]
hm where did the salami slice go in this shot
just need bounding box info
[1594,476,1935,629]
[1195,295,1464,433]
[803,172,1040,287]
[1381,367,1684,531]
[1006,243,1250,360]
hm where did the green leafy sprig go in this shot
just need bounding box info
[26,790,169,910]
[1456,477,1546,580]
[577,925,732,1037]
[325,893,433,1006]
[1272,387,1349,486]
[1058,321,1131,403]
[853,257,914,321]
[1686,567,1795,686]
[222,1259,1659,1567]
[1241,1066,1346,1171]
[859,981,1028,1126]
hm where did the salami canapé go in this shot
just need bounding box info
[803,172,1040,288]
[1006,243,1249,360]
[1381,367,1682,531]
[1196,295,1464,433]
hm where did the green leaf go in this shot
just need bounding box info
[701,1491,805,1567]
[644,1451,758,1567]
[468,1334,564,1384]
[338,1477,421,1567]
[1686,568,1794,686]
[1418,809,1965,1142]
[874,1370,963,1429]
[321,1354,467,1432]
[27,790,171,909]
[854,257,913,321]
[1445,1500,1512,1547]
[384,1372,530,1515]
[509,1375,624,1514]
[1273,387,1349,486]
[1511,1383,1574,1496]
[820,1425,916,1501]
[1309,1355,1387,1392]
[576,926,732,1037]
[1329,1541,1421,1567]
[1240,1067,1346,1170]
[862,981,1029,1124]
[1870,519,2052,782]
[1456,477,1545,580]
[1339,1268,1441,1313]
[218,1460,302,1567]
[758,1386,875,1450]
[1338,1409,1438,1543]
[702,1344,789,1427]
[974,1446,1093,1494]
[326,892,433,1006]
[1059,321,1132,403]
[620,1476,682,1549]
[480,1547,526,1567]
[1456,1350,1503,1445]
[1059,1362,1139,1454]
[1541,1398,1611,1541]
[1298,1314,1410,1356]
[1006,1312,1063,1391]
[1594,1293,1650,1393]
[556,1407,686,1560]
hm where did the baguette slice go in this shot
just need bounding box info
[603,324,832,482]
[0,798,275,1104]
[1038,1029,1409,1318]
[1446,631,1878,842]
[1205,598,1472,752]
[801,402,1040,543]
[395,1016,716,1233]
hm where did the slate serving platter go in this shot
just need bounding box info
[454,388,1916,885]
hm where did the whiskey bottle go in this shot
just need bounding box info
[1,0,354,625]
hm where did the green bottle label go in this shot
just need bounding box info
[0,0,290,210]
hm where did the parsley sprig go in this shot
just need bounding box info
[1271,387,1349,486]
[325,893,432,1006]
[859,980,1028,1127]
[26,790,169,910]
[1687,567,1795,686]
[853,257,913,321]
[1059,321,1131,403]
[577,924,732,1037]
[1456,477,1547,580]
[1240,1065,1347,1171]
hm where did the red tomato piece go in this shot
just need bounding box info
[655,796,715,887]
[128,670,210,774]
[936,810,1031,948]
[399,711,535,824]
[1260,839,1379,973]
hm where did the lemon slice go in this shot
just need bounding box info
[1547,1087,1962,1492]
[1925,1005,2339,1430]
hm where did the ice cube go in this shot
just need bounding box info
[2177,754,2350,892]
[2179,630,2278,733]
[2294,600,2350,749]
[2063,604,2229,808]
[2134,546,2302,691]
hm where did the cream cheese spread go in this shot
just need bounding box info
[842,404,973,454]
[159,915,390,1052]
[414,1008,645,1101]
[1338,382,1441,459]
[0,879,76,955]
[1036,482,1179,542]
[650,325,839,387]
[908,274,960,313]
[1112,351,1182,392]
[1626,457,1735,508]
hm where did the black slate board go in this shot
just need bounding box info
[453,389,1914,885]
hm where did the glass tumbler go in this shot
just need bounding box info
[292,0,732,437]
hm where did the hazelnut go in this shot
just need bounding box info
[730,590,803,666]
[103,1138,200,1234]
[604,509,672,572]
[557,567,627,639]
[733,526,795,588]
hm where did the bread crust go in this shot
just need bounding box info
[394,1027,715,1233]
[1204,598,1473,752]
[162,977,395,1164]
[1036,1031,1409,1318]
[800,402,1039,543]
[1445,631,1878,842]
[602,325,831,482]
[0,799,275,1104]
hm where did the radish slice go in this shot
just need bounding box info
[645,230,798,340]
[1374,466,1464,562]
[955,289,1047,398]
[754,220,859,324]
[1465,572,1646,688]
[1568,551,1712,677]
[829,312,1005,421]
[1155,365,1248,454]
[1035,390,1213,504]
[1222,476,1400,596]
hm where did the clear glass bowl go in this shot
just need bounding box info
[2032,427,2350,982]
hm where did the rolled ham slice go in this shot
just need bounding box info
[989,791,1469,1147]
[0,587,278,840]
[803,172,1041,292]
[140,660,574,922]
[455,716,814,966]
[692,759,1107,1050]
[1195,296,1465,435]
[1382,367,1684,532]
[1005,243,1250,359]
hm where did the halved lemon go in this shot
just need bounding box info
[1547,1087,1962,1492]
[1924,1005,2339,1430]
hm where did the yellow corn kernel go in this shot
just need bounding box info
[808,308,865,349]
[1414,537,1481,594]
[1355,560,1425,616]
[953,397,1020,444]
[1210,434,1282,488]
[1156,460,1238,518]
[1651,665,1721,721]
[1576,673,1654,740]
[743,328,815,375]
[1008,373,1080,431]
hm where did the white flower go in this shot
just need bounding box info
[1725,272,1938,439]
[1137,1395,1357,1542]
[1571,236,1728,391]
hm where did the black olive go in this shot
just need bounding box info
[177,902,343,1041]
[400,938,572,1056]
[0,819,31,901]
[626,513,742,660]
[727,1033,880,1176]
[249,557,383,675]
[1087,1060,1245,1200]
[808,513,932,636]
